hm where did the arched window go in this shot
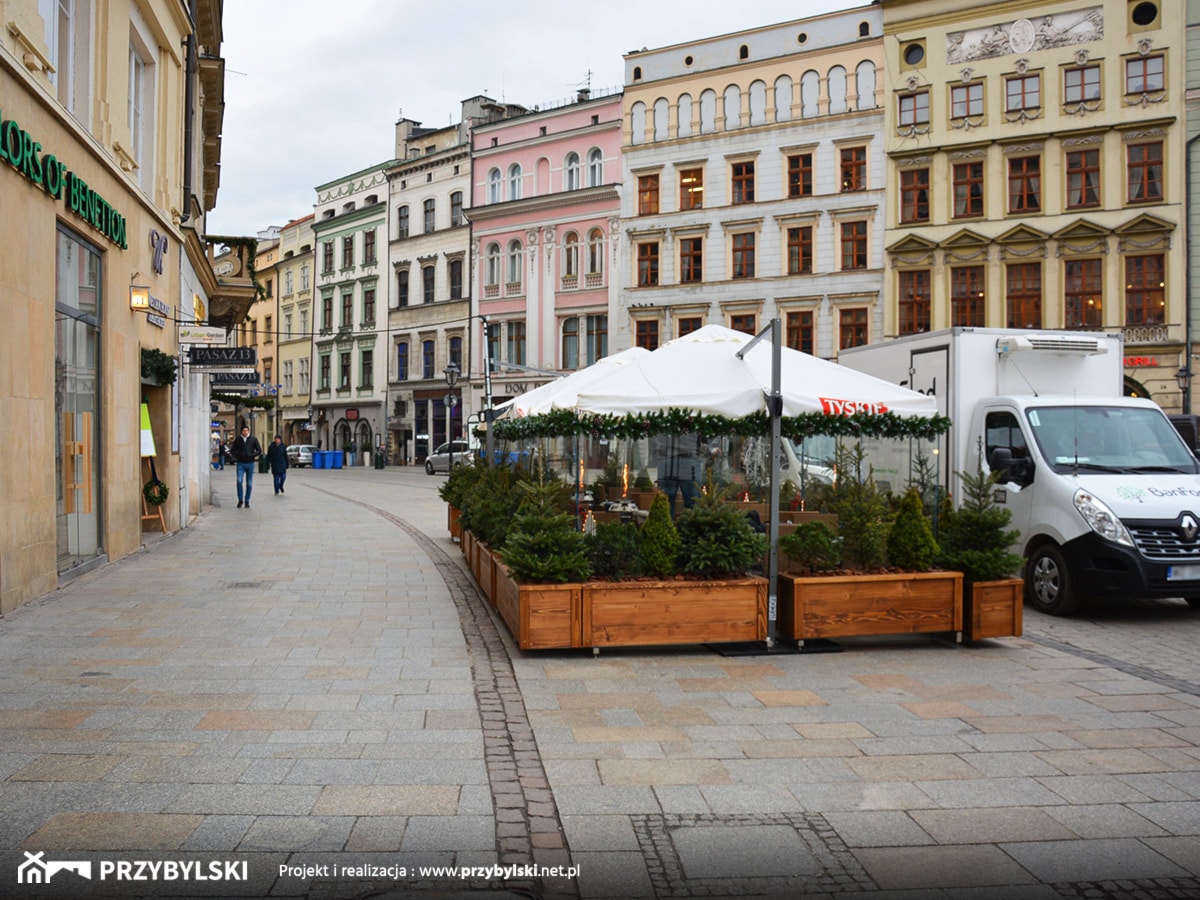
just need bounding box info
[587,228,604,275]
[677,93,693,137]
[855,60,877,110]
[562,317,580,369]
[774,76,793,122]
[801,70,820,118]
[587,148,603,186]
[487,167,502,203]
[564,152,581,191]
[485,242,501,286]
[630,101,647,145]
[563,231,580,277]
[828,65,848,114]
[749,80,767,126]
[723,84,741,129]
[699,89,717,133]
[506,239,523,284]
[654,98,669,141]
[508,163,522,200]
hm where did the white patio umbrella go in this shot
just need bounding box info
[505,346,651,418]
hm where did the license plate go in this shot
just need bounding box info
[1167,565,1200,581]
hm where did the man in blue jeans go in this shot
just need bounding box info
[229,425,263,508]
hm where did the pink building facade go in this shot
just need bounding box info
[467,92,622,415]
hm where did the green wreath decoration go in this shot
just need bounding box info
[143,478,170,507]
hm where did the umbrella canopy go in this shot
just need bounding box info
[574,325,937,419]
[505,346,651,418]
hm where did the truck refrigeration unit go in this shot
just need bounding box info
[839,328,1200,615]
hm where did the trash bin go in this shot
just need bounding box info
[331,451,343,469]
[258,457,269,474]
[313,451,325,469]
[374,453,385,470]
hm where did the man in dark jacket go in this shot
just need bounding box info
[266,435,289,495]
[229,425,263,508]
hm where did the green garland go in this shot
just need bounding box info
[143,478,170,506]
[491,407,951,443]
[210,392,275,410]
[140,348,178,386]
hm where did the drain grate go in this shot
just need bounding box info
[223,581,269,589]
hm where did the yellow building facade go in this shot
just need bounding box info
[881,0,1187,407]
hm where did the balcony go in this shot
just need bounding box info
[484,284,500,300]
[204,238,259,330]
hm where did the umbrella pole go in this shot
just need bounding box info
[766,318,781,649]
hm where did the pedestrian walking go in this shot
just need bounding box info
[229,425,262,508]
[267,435,289,495]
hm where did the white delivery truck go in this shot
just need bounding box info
[838,327,1200,615]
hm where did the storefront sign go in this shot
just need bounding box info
[178,324,228,344]
[146,294,168,329]
[346,409,359,421]
[189,347,257,366]
[1124,356,1158,367]
[0,106,129,248]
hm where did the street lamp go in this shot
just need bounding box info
[444,361,460,471]
[1176,367,1192,413]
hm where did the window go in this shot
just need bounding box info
[339,352,352,389]
[506,240,523,285]
[840,221,867,270]
[363,287,375,323]
[730,314,756,335]
[1006,263,1042,328]
[563,232,580,278]
[1008,156,1041,213]
[588,148,604,186]
[423,199,436,233]
[284,270,294,295]
[507,321,526,365]
[1126,55,1164,95]
[422,265,435,303]
[637,242,660,286]
[488,168,502,204]
[635,320,659,350]
[449,259,463,299]
[485,243,501,286]
[283,361,293,395]
[900,169,929,223]
[1006,74,1040,112]
[284,312,293,339]
[587,229,604,275]
[450,192,464,227]
[1127,142,1163,203]
[321,295,333,330]
[638,174,660,215]
[787,153,813,198]
[897,91,930,126]
[1066,149,1101,208]
[396,342,408,381]
[1064,259,1102,329]
[250,321,257,345]
[299,309,308,336]
[508,163,522,201]
[299,358,309,393]
[839,307,868,349]
[341,293,353,326]
[732,233,756,278]
[951,82,984,118]
[44,0,87,113]
[680,237,703,283]
[953,162,984,218]
[397,269,409,307]
[898,269,931,335]
[787,226,813,275]
[265,278,273,299]
[264,315,273,343]
[731,161,755,204]
[586,315,608,364]
[785,311,814,355]
[680,168,704,209]
[951,266,985,327]
[320,355,331,390]
[678,317,702,337]
[342,235,354,268]
[360,349,373,387]
[360,229,375,264]
[1064,65,1101,103]
[322,241,334,274]
[300,264,309,290]
[562,317,579,369]
[1125,254,1165,325]
[840,146,866,192]
[128,33,155,191]
[422,340,435,379]
[486,322,500,372]
[449,336,462,369]
[565,152,581,191]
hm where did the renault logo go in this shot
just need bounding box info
[1181,514,1199,542]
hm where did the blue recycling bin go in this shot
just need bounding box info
[312,451,326,469]
[331,451,343,469]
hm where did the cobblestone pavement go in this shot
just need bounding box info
[1,465,1199,900]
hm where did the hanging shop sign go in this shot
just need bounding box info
[0,106,129,248]
[178,324,228,344]
[189,347,257,366]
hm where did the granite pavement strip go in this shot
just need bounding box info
[0,465,1198,900]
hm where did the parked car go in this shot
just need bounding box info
[425,440,472,475]
[286,444,314,467]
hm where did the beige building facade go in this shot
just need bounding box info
[277,215,315,445]
[881,0,1187,408]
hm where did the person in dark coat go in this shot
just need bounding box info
[229,425,263,508]
[266,435,289,495]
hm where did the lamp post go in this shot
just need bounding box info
[444,361,460,471]
[1176,366,1192,414]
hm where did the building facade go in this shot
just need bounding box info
[882,0,1188,408]
[0,0,248,613]
[619,9,885,357]
[468,91,623,417]
[276,215,315,445]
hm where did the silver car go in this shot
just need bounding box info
[286,444,314,467]
[425,441,472,475]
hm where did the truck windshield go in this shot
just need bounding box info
[1026,405,1199,474]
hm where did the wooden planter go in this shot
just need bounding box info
[583,578,768,649]
[777,570,963,642]
[448,506,462,541]
[964,578,1024,641]
[461,526,474,561]
[627,489,658,511]
[494,563,583,650]
[778,511,839,529]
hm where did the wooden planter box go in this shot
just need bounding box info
[627,489,658,511]
[777,570,963,642]
[448,506,462,541]
[494,563,583,650]
[778,511,839,530]
[582,578,768,649]
[964,578,1023,641]
[461,526,474,561]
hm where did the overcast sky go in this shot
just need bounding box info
[207,1,849,236]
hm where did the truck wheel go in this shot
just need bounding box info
[1026,544,1080,615]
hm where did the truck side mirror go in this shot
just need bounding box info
[989,447,1034,487]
